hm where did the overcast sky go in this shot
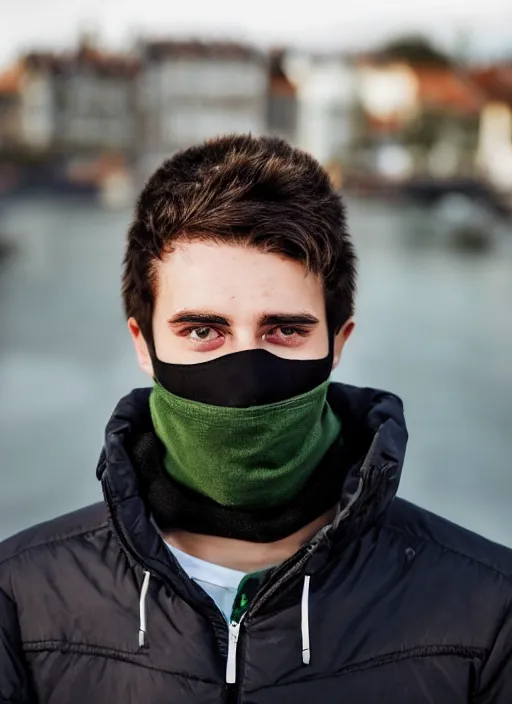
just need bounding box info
[2,0,512,67]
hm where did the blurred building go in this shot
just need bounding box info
[1,33,511,200]
[25,44,138,156]
[356,60,417,128]
[0,64,24,148]
[137,40,268,177]
[472,65,512,194]
[353,51,512,196]
[285,52,358,168]
[0,39,139,198]
[266,49,298,144]
[0,40,138,157]
[355,52,484,180]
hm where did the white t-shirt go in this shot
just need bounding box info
[166,542,247,623]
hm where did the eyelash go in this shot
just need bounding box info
[269,326,311,338]
[181,326,311,342]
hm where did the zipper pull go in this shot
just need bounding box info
[226,619,242,684]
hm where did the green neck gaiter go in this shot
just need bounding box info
[149,380,341,510]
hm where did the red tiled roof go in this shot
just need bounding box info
[470,65,512,105]
[269,75,295,97]
[23,47,138,78]
[142,40,265,63]
[413,67,483,114]
[0,63,23,95]
[268,49,295,97]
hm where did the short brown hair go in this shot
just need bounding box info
[122,134,357,346]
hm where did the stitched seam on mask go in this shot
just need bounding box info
[23,641,219,684]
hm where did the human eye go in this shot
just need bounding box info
[187,326,222,344]
[265,326,311,346]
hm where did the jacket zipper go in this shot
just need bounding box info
[222,551,314,704]
[247,466,371,618]
[222,480,364,692]
[101,469,295,698]
[101,455,374,700]
[248,545,313,617]
[231,468,371,689]
[223,547,317,702]
[226,614,246,684]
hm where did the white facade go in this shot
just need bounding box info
[477,102,512,192]
[356,62,418,122]
[20,72,54,148]
[285,53,358,164]
[57,72,135,151]
[139,49,268,165]
[143,59,265,101]
[16,55,136,154]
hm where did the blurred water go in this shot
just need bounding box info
[0,196,511,546]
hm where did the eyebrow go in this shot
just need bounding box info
[167,311,320,327]
[260,313,319,327]
[168,312,230,326]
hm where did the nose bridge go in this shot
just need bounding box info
[233,326,263,352]
[229,311,264,353]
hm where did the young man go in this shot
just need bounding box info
[0,135,511,703]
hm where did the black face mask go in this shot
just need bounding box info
[150,343,334,408]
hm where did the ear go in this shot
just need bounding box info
[128,318,154,378]
[332,318,355,370]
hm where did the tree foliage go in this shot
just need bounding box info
[380,35,452,67]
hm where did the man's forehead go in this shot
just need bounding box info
[158,239,317,276]
[155,240,322,299]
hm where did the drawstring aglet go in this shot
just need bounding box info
[301,574,311,666]
[139,569,151,648]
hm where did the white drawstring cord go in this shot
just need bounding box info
[301,575,311,665]
[139,570,151,648]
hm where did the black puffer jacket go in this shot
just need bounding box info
[1,384,511,703]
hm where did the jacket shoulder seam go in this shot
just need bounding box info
[0,521,110,570]
[383,523,512,581]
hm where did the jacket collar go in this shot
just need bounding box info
[97,383,407,570]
